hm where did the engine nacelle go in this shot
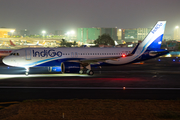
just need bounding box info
[149,51,158,56]
[61,62,80,73]
[48,67,62,72]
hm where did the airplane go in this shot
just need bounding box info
[10,40,44,48]
[0,49,14,58]
[3,21,169,75]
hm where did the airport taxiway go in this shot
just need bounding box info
[0,57,180,101]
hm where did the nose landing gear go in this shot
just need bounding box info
[25,67,29,76]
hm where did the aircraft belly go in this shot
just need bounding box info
[106,55,137,65]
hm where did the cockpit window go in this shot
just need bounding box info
[9,53,20,56]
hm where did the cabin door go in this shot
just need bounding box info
[26,49,31,60]
[71,52,74,58]
[71,52,78,58]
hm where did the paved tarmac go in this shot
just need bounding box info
[0,57,180,102]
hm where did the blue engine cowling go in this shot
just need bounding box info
[48,67,62,72]
[61,62,80,73]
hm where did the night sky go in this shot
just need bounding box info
[0,0,180,34]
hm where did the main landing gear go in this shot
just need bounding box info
[79,69,94,75]
[86,70,94,75]
[79,64,94,75]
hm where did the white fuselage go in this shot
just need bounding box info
[3,47,135,67]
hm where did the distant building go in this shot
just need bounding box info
[55,30,64,35]
[77,27,118,43]
[163,34,172,40]
[122,28,151,41]
[174,26,180,40]
[0,28,16,38]
[20,29,30,37]
[123,28,137,40]
[117,29,122,40]
[137,28,151,40]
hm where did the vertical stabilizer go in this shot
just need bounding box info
[10,40,16,46]
[135,21,166,56]
[139,21,166,50]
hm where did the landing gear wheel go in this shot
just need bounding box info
[87,70,94,75]
[25,67,29,76]
[79,70,83,74]
[25,72,29,76]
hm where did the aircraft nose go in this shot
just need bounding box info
[2,57,14,66]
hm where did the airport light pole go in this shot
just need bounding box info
[10,30,15,38]
[66,30,75,41]
[70,30,75,42]
[42,30,46,40]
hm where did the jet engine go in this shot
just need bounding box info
[149,51,158,56]
[61,62,81,73]
[48,67,62,72]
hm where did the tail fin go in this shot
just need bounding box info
[118,21,167,64]
[10,40,16,46]
[137,21,166,53]
[42,40,46,45]
[36,41,39,45]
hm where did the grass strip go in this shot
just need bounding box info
[0,101,19,105]
[0,99,180,120]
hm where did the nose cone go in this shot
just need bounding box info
[3,56,14,66]
[3,57,8,65]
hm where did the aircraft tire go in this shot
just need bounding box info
[87,70,94,75]
[79,70,83,74]
[25,72,28,76]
